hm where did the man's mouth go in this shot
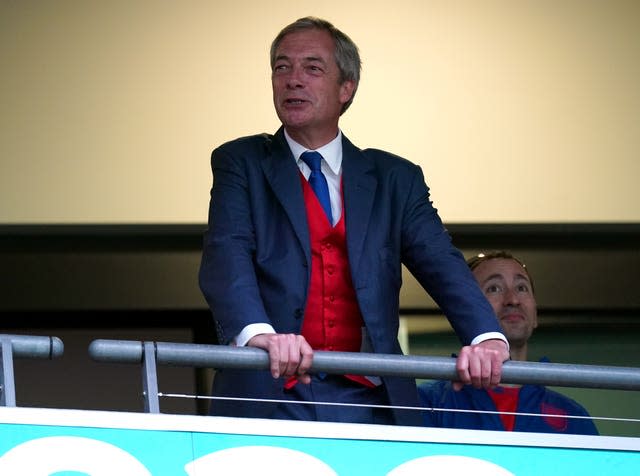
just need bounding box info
[285,98,307,105]
[500,313,524,323]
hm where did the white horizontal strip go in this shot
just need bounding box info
[158,392,640,425]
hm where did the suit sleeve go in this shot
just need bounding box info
[198,145,271,344]
[400,166,503,344]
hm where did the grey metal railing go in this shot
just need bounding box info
[0,334,65,407]
[88,339,640,414]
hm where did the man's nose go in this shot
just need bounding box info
[286,67,304,88]
[503,288,520,305]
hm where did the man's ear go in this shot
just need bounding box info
[339,80,356,105]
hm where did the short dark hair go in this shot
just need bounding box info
[467,250,535,293]
[270,16,361,114]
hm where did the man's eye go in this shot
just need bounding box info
[485,285,501,293]
[517,284,530,293]
[274,64,288,72]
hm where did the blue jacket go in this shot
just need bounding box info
[199,129,503,425]
[419,377,599,435]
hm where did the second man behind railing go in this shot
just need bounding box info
[419,251,599,434]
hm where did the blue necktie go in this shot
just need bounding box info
[301,151,333,224]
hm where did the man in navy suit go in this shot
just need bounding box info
[199,16,509,426]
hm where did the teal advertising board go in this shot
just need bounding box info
[1,407,638,475]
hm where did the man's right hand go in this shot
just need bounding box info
[247,333,314,384]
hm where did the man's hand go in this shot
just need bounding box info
[247,333,314,384]
[453,339,509,391]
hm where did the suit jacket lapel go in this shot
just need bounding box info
[261,128,311,264]
[342,135,377,280]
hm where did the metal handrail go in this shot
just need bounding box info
[0,334,64,407]
[88,339,640,414]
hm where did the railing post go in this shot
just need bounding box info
[0,336,17,407]
[142,341,160,414]
[0,334,64,407]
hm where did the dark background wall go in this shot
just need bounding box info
[1,224,639,436]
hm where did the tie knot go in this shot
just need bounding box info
[301,151,323,172]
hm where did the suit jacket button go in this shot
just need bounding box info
[294,308,304,319]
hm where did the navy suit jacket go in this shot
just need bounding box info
[199,128,502,426]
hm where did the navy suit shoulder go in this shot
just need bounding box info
[353,147,426,180]
[211,133,280,166]
[216,132,273,149]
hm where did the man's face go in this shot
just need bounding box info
[271,28,354,142]
[472,258,538,347]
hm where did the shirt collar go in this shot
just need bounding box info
[284,129,343,175]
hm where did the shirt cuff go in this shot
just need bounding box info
[234,323,276,347]
[470,332,510,352]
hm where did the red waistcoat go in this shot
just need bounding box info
[299,175,364,352]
